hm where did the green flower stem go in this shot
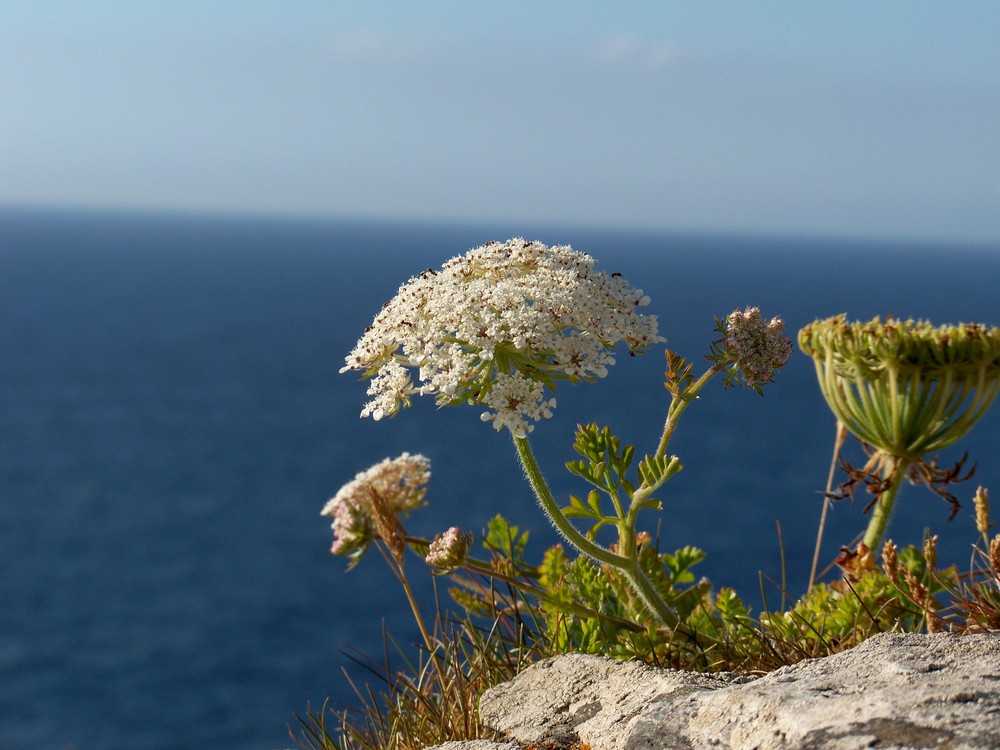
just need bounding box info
[513,434,628,569]
[629,363,723,509]
[610,519,680,629]
[863,455,912,551]
[603,362,730,631]
[622,563,680,630]
[654,363,723,463]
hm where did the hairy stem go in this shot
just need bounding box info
[513,434,628,568]
[622,565,680,630]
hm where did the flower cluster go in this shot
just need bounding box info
[424,526,473,573]
[341,239,663,438]
[721,306,792,390]
[321,453,430,567]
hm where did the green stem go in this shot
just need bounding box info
[863,454,912,551]
[622,565,680,629]
[512,434,628,568]
[655,363,723,460]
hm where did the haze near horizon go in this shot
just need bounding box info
[2,2,998,244]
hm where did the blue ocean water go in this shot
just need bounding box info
[1,208,999,749]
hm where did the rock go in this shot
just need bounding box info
[445,632,1000,750]
[478,652,744,749]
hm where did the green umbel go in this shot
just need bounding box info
[799,315,1000,550]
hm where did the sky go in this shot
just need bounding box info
[2,1,999,243]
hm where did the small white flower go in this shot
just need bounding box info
[342,239,664,434]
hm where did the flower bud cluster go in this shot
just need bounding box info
[723,306,792,389]
[342,239,663,437]
[424,526,473,573]
[321,453,430,566]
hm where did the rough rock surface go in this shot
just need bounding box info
[440,632,1000,750]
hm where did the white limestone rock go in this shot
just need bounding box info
[458,632,1000,750]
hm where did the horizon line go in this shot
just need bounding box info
[3,200,999,252]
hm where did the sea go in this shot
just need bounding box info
[2,207,999,749]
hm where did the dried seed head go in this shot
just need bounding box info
[990,534,1000,579]
[923,534,938,571]
[903,568,929,607]
[721,306,792,390]
[974,486,992,537]
[882,539,899,580]
[321,453,430,567]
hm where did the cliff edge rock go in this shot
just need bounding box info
[434,632,1000,750]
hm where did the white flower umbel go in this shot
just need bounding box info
[342,238,663,436]
[321,453,430,566]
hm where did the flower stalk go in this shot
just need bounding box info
[513,433,629,569]
[862,455,911,551]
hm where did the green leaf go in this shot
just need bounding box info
[638,454,683,488]
[662,545,707,584]
[572,423,607,462]
[586,490,602,515]
[715,587,750,621]
[539,544,570,590]
[633,496,663,512]
[484,514,529,562]
[568,423,639,495]
[566,459,593,482]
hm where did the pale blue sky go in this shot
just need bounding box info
[2,2,998,242]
